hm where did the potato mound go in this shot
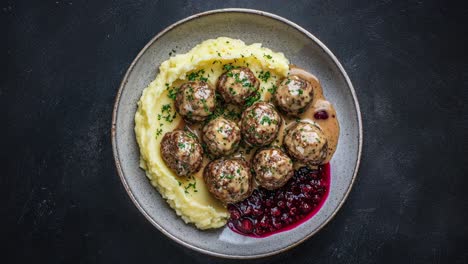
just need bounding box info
[135,37,289,229]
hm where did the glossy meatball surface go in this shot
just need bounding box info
[202,117,241,156]
[283,121,328,165]
[160,130,204,176]
[217,67,259,105]
[203,158,253,204]
[253,148,294,190]
[175,81,216,122]
[274,75,314,115]
[241,102,281,146]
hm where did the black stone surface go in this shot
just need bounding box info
[3,0,468,263]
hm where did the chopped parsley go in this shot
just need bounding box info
[229,87,237,95]
[162,104,171,112]
[223,64,239,72]
[260,116,276,125]
[245,92,261,107]
[186,69,208,82]
[184,182,197,194]
[221,173,235,180]
[263,54,273,59]
[160,104,176,123]
[258,71,271,82]
[267,84,277,94]
[166,84,178,100]
[155,128,163,138]
[186,131,197,139]
[201,98,211,113]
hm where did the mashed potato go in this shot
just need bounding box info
[135,37,289,229]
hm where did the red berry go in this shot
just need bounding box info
[237,218,253,233]
[271,207,281,217]
[314,110,329,120]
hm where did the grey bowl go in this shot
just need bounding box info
[112,8,362,259]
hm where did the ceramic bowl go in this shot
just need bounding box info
[112,8,362,259]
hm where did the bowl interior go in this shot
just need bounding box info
[113,10,361,258]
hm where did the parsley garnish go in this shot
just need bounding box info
[187,69,207,82]
[184,182,198,194]
[166,83,178,100]
[201,98,211,113]
[223,64,236,71]
[260,116,273,125]
[267,84,277,94]
[221,173,235,179]
[155,128,163,138]
[258,71,271,82]
[161,104,176,123]
[245,92,261,107]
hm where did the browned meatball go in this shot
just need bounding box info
[175,81,216,122]
[240,102,281,146]
[160,130,203,176]
[283,121,328,165]
[203,158,253,204]
[252,148,294,190]
[202,117,241,156]
[274,75,314,115]
[217,67,259,105]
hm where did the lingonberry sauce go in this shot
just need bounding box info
[227,164,330,237]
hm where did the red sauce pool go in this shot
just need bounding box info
[227,164,330,237]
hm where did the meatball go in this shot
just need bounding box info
[175,81,216,122]
[202,117,241,156]
[283,121,328,165]
[274,75,314,115]
[253,148,294,190]
[203,158,253,204]
[217,67,259,105]
[240,102,281,146]
[160,130,203,176]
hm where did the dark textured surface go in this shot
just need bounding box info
[3,0,468,263]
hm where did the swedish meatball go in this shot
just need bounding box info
[217,67,259,105]
[202,117,241,156]
[175,81,216,122]
[160,130,203,176]
[274,75,314,115]
[283,121,328,165]
[241,102,281,146]
[253,148,294,190]
[203,158,253,204]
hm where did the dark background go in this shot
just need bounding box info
[3,0,468,263]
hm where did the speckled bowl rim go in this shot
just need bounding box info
[111,8,362,259]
